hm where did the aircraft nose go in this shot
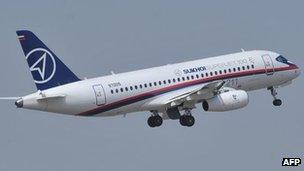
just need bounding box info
[294,65,301,77]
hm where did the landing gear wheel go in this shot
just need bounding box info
[147,116,155,127]
[269,87,283,107]
[179,115,195,127]
[147,115,163,128]
[179,115,187,126]
[273,99,282,106]
[186,115,195,127]
[154,115,163,127]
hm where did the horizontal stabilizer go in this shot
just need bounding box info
[36,94,66,101]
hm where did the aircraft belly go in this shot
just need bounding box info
[92,99,150,117]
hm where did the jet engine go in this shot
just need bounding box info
[202,90,249,112]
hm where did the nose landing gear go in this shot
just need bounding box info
[273,99,282,106]
[268,86,282,106]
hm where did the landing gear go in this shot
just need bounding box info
[268,86,282,106]
[273,99,282,106]
[179,109,195,127]
[147,109,196,127]
[180,115,195,127]
[147,111,163,128]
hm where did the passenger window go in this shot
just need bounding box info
[215,71,218,75]
[233,68,236,72]
[115,89,119,93]
[201,73,204,78]
[224,69,227,73]
[247,65,250,69]
[182,77,185,81]
[206,73,209,77]
[125,87,128,91]
[130,86,133,90]
[242,66,245,70]
[154,82,157,86]
[139,84,142,89]
[163,80,166,84]
[173,78,176,82]
[168,79,171,84]
[196,74,199,79]
[158,81,162,85]
[120,88,124,92]
[111,90,114,94]
[219,70,222,74]
[237,67,241,71]
[191,75,194,79]
[251,64,254,69]
[228,68,231,73]
[149,83,152,87]
[177,78,181,82]
[135,85,138,89]
[210,72,213,76]
[144,83,147,88]
[186,76,190,80]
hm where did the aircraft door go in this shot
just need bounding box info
[92,84,106,106]
[261,54,275,75]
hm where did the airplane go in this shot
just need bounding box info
[0,30,301,127]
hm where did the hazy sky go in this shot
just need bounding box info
[0,0,303,170]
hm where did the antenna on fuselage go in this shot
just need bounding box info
[241,48,245,52]
[110,71,116,75]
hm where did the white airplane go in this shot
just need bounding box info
[0,30,301,127]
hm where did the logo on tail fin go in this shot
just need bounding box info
[26,48,56,84]
[17,30,80,90]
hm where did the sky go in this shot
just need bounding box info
[0,0,303,170]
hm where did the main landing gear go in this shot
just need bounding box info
[147,109,196,128]
[147,111,163,128]
[179,109,195,127]
[268,86,282,106]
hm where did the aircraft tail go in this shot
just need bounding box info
[16,30,80,90]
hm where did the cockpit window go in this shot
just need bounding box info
[276,55,288,64]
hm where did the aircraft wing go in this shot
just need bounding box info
[143,80,226,109]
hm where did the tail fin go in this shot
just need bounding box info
[16,30,80,90]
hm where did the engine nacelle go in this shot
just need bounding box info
[202,90,249,112]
